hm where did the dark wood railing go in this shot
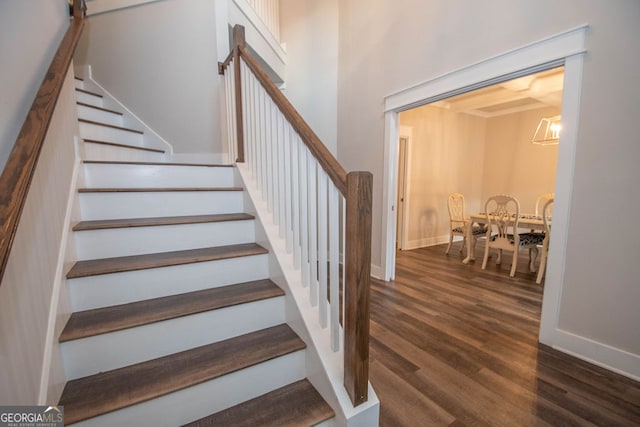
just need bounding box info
[219,25,372,406]
[0,1,85,285]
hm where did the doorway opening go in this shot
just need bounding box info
[395,67,563,254]
[380,25,587,345]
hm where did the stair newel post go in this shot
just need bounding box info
[343,171,373,406]
[232,25,245,163]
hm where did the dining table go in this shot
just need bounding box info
[462,213,548,264]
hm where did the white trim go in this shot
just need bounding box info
[551,329,640,381]
[86,0,166,16]
[385,24,588,112]
[229,0,287,82]
[381,25,587,283]
[232,0,286,62]
[404,235,451,251]
[370,264,384,280]
[39,147,82,403]
[396,126,412,251]
[382,112,399,280]
[538,52,583,343]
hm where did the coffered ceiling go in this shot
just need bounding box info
[431,67,564,117]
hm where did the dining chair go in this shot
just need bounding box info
[446,192,487,255]
[481,194,545,277]
[535,193,554,217]
[536,198,553,284]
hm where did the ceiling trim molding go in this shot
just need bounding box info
[384,24,588,113]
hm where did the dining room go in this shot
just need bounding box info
[395,67,563,280]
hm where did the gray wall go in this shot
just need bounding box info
[0,0,69,170]
[336,0,640,373]
[280,0,339,154]
[74,0,221,155]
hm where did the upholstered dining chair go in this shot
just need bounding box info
[446,192,487,256]
[481,195,545,277]
[536,198,553,284]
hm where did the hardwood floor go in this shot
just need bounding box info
[370,243,640,426]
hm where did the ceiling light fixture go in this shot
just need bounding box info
[531,115,561,145]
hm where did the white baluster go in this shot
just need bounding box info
[291,130,301,269]
[299,145,309,287]
[278,113,286,237]
[318,169,328,326]
[329,184,340,351]
[256,87,264,192]
[284,123,293,252]
[308,158,318,306]
[271,105,278,223]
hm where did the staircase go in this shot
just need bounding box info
[57,76,335,425]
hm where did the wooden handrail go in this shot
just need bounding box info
[219,25,348,195]
[220,25,372,406]
[0,11,85,285]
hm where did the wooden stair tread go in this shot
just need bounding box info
[184,379,334,427]
[73,213,254,231]
[66,243,268,278]
[58,324,306,425]
[79,118,144,134]
[59,279,284,342]
[75,87,102,97]
[83,160,233,167]
[82,138,165,153]
[78,187,243,193]
[77,101,123,115]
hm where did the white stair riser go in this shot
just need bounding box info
[82,142,167,162]
[61,297,286,379]
[83,163,237,188]
[79,122,143,146]
[74,220,256,259]
[71,350,306,427]
[67,254,269,311]
[75,91,103,107]
[77,105,123,127]
[74,80,84,90]
[78,191,244,220]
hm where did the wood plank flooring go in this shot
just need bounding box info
[370,243,640,426]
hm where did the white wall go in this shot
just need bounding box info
[399,105,559,249]
[481,106,560,212]
[0,68,79,404]
[399,105,486,248]
[280,0,339,154]
[74,0,222,155]
[336,0,640,377]
[0,0,69,171]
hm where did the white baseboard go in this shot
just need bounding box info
[370,264,384,280]
[549,329,640,381]
[404,235,452,250]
